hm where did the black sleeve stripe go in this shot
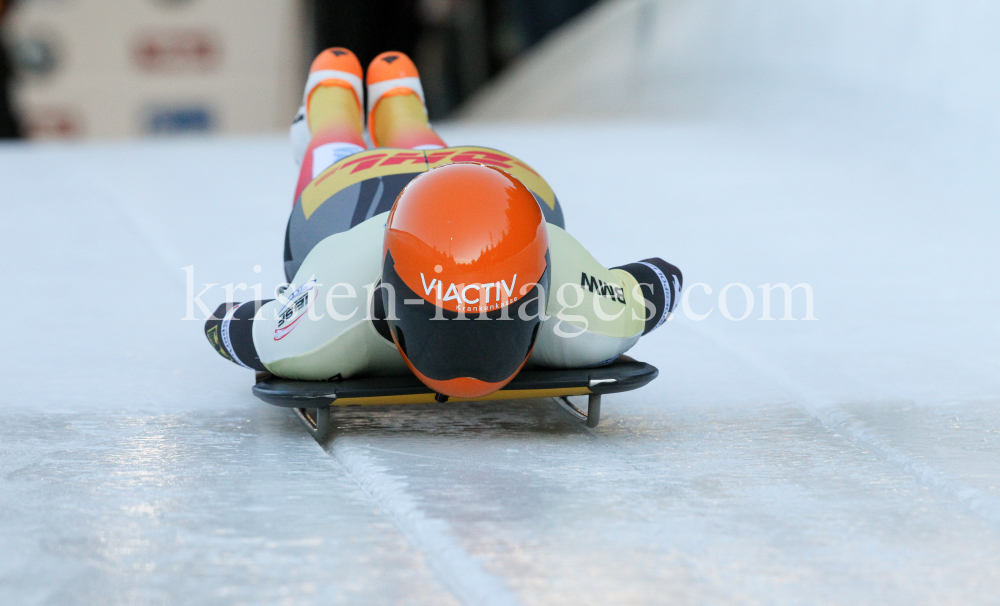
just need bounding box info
[641,258,682,316]
[205,303,235,362]
[204,301,272,371]
[612,258,683,335]
[226,300,272,371]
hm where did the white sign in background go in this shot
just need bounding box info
[6,0,306,138]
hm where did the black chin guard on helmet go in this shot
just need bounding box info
[381,250,551,383]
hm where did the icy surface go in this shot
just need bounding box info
[0,109,997,604]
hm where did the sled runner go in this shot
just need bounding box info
[252,356,658,440]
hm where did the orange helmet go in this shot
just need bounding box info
[382,163,550,398]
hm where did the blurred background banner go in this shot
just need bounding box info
[0,0,600,139]
[3,0,305,138]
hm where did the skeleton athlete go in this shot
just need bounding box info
[205,48,682,399]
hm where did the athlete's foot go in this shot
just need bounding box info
[290,48,366,166]
[366,51,445,149]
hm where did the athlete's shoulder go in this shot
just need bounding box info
[296,211,388,277]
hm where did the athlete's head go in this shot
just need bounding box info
[382,162,550,398]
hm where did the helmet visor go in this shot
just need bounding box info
[383,250,550,384]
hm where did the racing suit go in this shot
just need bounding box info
[205,95,681,380]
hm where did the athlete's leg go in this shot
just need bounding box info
[365,52,446,149]
[291,48,367,200]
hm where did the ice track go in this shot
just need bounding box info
[1,108,998,604]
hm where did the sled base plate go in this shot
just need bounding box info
[252,356,657,438]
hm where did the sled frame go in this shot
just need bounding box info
[253,356,656,440]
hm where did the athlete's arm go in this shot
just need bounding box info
[204,213,407,380]
[529,224,682,368]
